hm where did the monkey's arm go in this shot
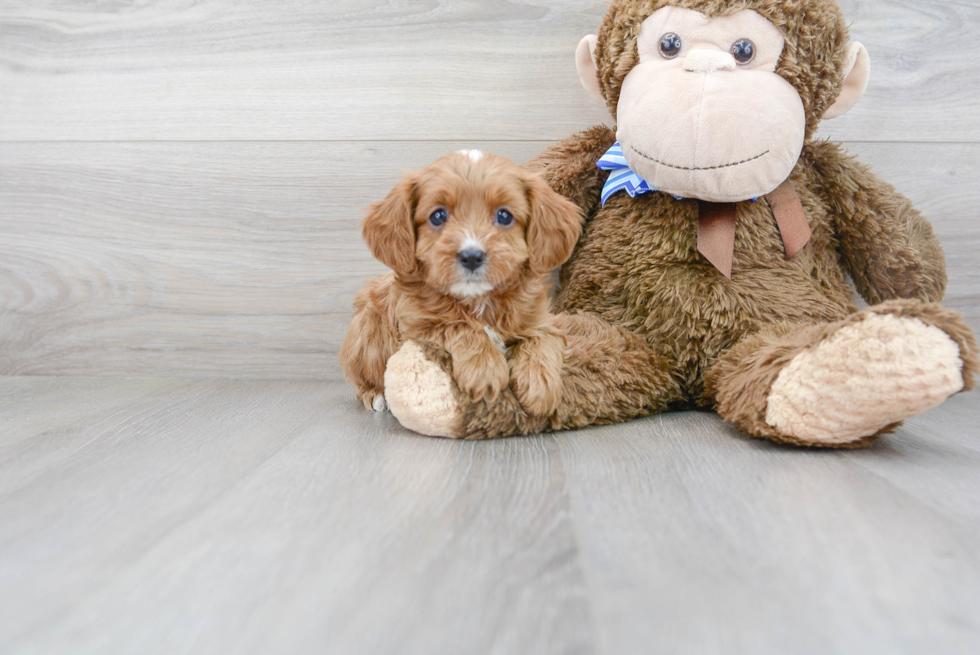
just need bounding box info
[808,141,947,304]
[523,125,616,220]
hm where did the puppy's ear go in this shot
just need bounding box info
[362,173,418,276]
[523,172,583,273]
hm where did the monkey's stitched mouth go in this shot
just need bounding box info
[629,145,770,171]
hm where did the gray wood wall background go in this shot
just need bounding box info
[1,0,977,379]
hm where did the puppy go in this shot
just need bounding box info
[340,150,583,418]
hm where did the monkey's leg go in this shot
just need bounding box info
[384,312,683,439]
[706,300,978,448]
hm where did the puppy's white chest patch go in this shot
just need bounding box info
[483,326,509,353]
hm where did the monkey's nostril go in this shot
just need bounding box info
[458,249,486,272]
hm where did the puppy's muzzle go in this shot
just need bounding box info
[458,249,486,272]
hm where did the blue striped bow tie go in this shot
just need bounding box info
[597,142,658,206]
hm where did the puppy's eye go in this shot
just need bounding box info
[731,39,756,65]
[659,33,682,59]
[429,208,448,227]
[495,209,514,227]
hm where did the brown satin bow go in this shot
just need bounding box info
[696,181,812,279]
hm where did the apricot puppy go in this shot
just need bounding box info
[340,150,583,418]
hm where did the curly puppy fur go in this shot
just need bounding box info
[340,151,583,417]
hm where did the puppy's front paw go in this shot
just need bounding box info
[454,350,510,402]
[509,334,564,417]
[511,360,562,417]
[359,390,388,412]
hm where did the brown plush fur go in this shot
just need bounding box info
[539,128,956,401]
[424,0,978,446]
[340,152,583,417]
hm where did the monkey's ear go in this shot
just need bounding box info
[362,174,418,276]
[824,42,871,120]
[524,173,584,274]
[576,34,603,103]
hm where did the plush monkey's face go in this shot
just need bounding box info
[619,8,803,202]
[577,3,870,203]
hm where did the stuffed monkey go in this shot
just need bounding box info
[379,0,978,448]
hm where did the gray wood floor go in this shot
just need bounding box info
[1,377,979,654]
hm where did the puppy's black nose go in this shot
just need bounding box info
[458,249,486,272]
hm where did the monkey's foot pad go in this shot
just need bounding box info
[385,341,464,438]
[765,314,965,445]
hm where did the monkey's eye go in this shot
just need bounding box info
[658,33,682,59]
[429,208,448,227]
[495,209,514,227]
[731,39,756,65]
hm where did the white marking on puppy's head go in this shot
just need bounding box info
[457,149,484,163]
